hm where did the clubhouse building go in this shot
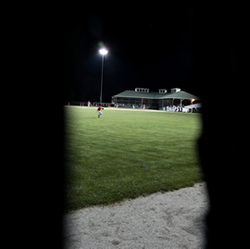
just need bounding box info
[112,88,200,109]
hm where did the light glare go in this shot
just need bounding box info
[99,48,108,55]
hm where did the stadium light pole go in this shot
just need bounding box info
[99,48,108,104]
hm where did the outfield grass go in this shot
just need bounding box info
[64,107,203,212]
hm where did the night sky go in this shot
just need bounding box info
[66,6,195,103]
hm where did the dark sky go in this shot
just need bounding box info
[66,6,195,102]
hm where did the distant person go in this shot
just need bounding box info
[88,101,91,108]
[96,105,103,118]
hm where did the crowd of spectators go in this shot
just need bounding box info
[77,102,185,112]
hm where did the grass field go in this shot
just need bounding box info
[64,106,203,212]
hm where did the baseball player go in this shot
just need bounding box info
[96,105,103,118]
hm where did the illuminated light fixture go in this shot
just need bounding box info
[99,48,108,104]
[99,48,108,55]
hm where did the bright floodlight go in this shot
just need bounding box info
[99,48,108,55]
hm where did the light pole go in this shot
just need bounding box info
[99,48,108,104]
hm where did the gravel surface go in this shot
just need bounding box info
[63,182,209,249]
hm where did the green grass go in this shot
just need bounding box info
[64,107,203,212]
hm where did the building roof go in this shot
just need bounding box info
[112,90,200,100]
[162,90,200,100]
[112,90,165,99]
